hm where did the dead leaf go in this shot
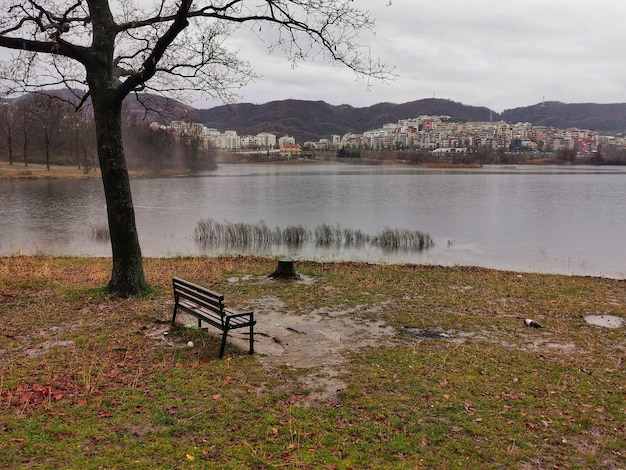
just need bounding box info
[186,454,195,461]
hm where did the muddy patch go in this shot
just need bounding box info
[152,289,397,402]
[403,328,455,340]
[246,301,397,402]
[250,307,396,369]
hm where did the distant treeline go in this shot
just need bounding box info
[0,94,216,172]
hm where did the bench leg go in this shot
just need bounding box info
[219,329,228,359]
[249,324,254,355]
[171,305,178,327]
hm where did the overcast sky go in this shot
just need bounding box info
[194,0,626,112]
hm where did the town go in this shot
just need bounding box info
[155,115,626,160]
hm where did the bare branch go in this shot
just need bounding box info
[1,0,393,105]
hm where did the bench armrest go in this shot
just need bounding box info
[224,307,253,318]
[224,310,254,327]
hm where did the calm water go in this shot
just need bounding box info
[1,163,625,278]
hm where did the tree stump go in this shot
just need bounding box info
[269,258,300,280]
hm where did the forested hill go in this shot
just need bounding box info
[188,98,626,143]
[499,101,626,134]
[11,91,626,142]
[189,99,494,143]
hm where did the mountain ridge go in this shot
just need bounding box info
[182,98,626,144]
[9,90,626,144]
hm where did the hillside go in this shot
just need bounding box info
[500,101,626,134]
[189,98,626,142]
[190,98,495,143]
[9,90,626,141]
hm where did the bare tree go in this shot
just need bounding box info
[0,101,17,164]
[0,0,391,297]
[14,97,36,166]
[30,94,68,170]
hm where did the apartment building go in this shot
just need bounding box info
[161,113,622,157]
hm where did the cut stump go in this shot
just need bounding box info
[269,258,300,280]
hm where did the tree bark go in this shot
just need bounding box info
[91,94,148,297]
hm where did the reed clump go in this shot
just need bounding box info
[88,222,110,241]
[373,227,434,250]
[195,218,433,252]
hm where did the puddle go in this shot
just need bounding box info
[584,315,624,328]
[403,329,454,340]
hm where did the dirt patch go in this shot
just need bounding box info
[24,340,75,358]
[584,314,624,328]
[229,296,397,402]
[152,297,396,403]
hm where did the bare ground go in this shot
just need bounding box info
[168,294,397,402]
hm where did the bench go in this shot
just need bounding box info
[171,277,255,359]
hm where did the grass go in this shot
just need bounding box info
[0,255,625,469]
[0,162,188,180]
[0,162,98,180]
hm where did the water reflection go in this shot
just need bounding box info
[1,164,626,278]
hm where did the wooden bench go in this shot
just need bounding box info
[171,277,255,359]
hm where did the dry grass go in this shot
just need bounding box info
[0,162,98,180]
[0,255,624,468]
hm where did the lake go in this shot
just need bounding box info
[1,163,625,279]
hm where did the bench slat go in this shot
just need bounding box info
[176,288,223,313]
[173,277,223,300]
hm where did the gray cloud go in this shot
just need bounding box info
[5,0,621,112]
[192,0,626,112]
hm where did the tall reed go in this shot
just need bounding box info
[195,218,433,252]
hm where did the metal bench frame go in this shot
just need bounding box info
[171,277,255,358]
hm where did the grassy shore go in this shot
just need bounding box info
[0,162,194,180]
[0,162,100,180]
[1,256,625,469]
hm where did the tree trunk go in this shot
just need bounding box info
[7,134,13,165]
[92,96,148,297]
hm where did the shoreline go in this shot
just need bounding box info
[1,158,591,181]
[1,253,623,282]
[0,161,200,180]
